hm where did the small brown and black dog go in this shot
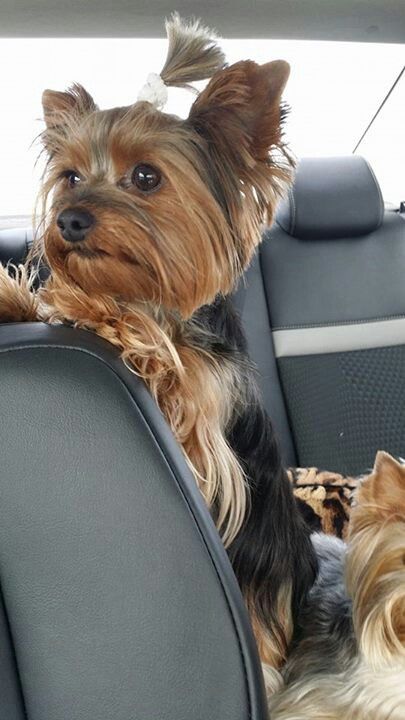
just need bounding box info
[0,14,316,672]
[269,451,405,719]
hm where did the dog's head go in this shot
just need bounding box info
[40,17,291,318]
[347,451,405,667]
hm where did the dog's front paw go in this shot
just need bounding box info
[0,263,39,323]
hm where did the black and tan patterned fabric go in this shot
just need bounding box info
[288,467,359,540]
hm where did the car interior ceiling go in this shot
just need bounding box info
[1,0,405,42]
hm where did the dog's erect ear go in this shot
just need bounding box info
[373,450,402,475]
[188,60,292,267]
[189,59,289,158]
[42,84,97,149]
[42,83,97,128]
[363,450,405,519]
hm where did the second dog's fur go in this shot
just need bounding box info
[268,451,405,719]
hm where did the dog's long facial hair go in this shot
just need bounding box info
[268,451,405,719]
[0,17,317,670]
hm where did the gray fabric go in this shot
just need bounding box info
[233,255,297,467]
[1,0,404,42]
[277,346,405,476]
[0,324,267,720]
[277,156,384,240]
[262,210,405,330]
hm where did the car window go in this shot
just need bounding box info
[0,37,403,226]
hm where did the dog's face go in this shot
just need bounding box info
[41,60,290,317]
[348,451,405,664]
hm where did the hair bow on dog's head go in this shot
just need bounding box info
[135,13,226,112]
[137,72,169,110]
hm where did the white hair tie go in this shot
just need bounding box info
[137,73,169,110]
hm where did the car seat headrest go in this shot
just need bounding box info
[276,156,384,240]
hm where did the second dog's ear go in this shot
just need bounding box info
[373,450,400,474]
[362,450,405,520]
[42,83,97,136]
[188,60,292,267]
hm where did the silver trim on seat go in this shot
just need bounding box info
[272,317,405,357]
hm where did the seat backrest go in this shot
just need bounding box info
[0,323,267,720]
[0,227,33,265]
[239,156,405,475]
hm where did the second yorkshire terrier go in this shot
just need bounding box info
[269,451,405,719]
[0,16,317,669]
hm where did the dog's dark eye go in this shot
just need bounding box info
[132,164,161,192]
[65,171,81,189]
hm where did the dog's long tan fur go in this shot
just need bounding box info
[0,16,295,668]
[268,452,405,719]
[42,274,247,546]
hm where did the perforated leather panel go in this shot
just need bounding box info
[278,345,405,475]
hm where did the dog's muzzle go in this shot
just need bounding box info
[56,208,95,243]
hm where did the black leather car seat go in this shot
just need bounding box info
[0,226,33,265]
[239,156,405,474]
[0,323,268,720]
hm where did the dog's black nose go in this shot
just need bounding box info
[56,208,95,243]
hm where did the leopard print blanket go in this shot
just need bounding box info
[289,467,359,540]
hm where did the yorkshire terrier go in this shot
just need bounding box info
[269,451,405,719]
[0,15,317,670]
